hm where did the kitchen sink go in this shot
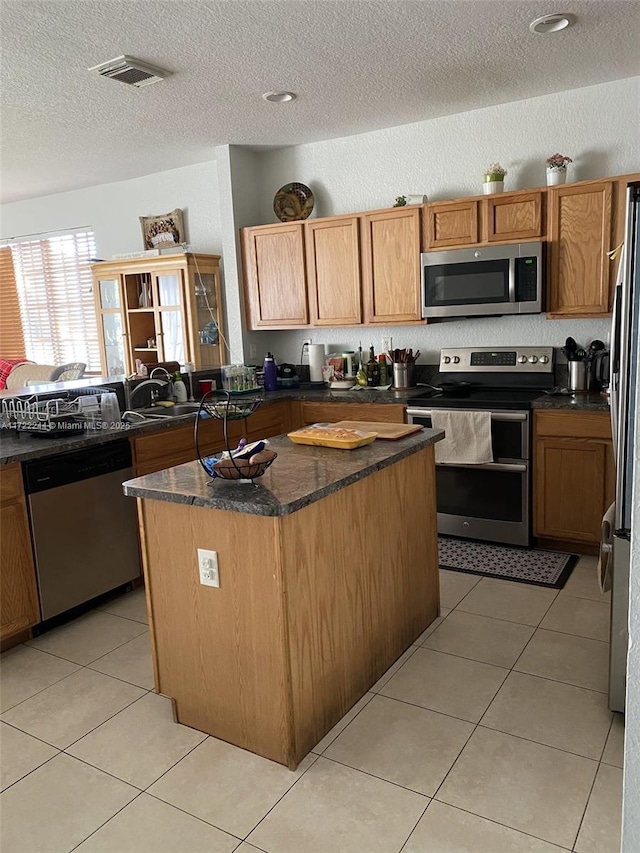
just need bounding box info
[126,403,202,421]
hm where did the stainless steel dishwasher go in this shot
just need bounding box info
[23,440,141,620]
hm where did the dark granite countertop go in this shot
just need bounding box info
[0,388,427,465]
[122,429,444,517]
[531,392,610,412]
[5,384,607,466]
[0,416,195,465]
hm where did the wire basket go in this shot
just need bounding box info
[194,389,275,482]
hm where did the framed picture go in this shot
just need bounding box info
[139,208,185,250]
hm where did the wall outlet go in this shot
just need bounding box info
[382,337,393,355]
[248,343,257,360]
[197,548,220,587]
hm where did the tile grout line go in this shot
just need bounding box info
[143,788,245,844]
[420,579,586,849]
[570,759,602,851]
[397,800,431,853]
[67,790,146,853]
[0,749,61,795]
[0,665,84,716]
[236,753,321,843]
[21,624,149,669]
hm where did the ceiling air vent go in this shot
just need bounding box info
[88,55,171,88]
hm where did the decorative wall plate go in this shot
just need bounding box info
[273,183,314,222]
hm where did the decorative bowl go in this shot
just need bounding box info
[211,456,275,480]
[273,183,314,222]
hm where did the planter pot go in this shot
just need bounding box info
[546,167,567,186]
[483,179,504,195]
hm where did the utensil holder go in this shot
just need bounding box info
[392,363,415,388]
[568,360,587,392]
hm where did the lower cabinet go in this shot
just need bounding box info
[534,410,614,546]
[299,401,406,425]
[1,464,40,641]
[131,402,295,476]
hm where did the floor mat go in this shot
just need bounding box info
[438,535,579,589]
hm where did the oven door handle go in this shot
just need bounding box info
[437,461,527,472]
[407,409,527,422]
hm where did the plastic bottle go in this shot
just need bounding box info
[173,371,188,402]
[263,353,278,391]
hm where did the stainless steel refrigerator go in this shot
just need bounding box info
[607,182,640,713]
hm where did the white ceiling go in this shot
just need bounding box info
[2,0,639,204]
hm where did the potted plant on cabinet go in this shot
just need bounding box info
[483,163,507,194]
[546,153,572,186]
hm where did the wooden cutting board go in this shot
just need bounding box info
[331,421,423,440]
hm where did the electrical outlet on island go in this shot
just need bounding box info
[197,548,220,587]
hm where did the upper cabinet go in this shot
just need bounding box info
[305,216,361,326]
[547,181,613,317]
[242,223,308,328]
[239,173,639,329]
[361,206,423,324]
[425,200,479,249]
[92,253,225,375]
[241,206,423,330]
[483,192,544,243]
[425,192,545,249]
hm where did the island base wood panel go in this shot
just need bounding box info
[137,445,439,768]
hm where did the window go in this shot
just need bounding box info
[5,229,100,372]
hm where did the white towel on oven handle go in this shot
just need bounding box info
[430,410,493,465]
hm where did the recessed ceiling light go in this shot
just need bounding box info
[529,13,575,34]
[262,91,296,103]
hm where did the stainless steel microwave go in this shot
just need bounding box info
[421,241,543,319]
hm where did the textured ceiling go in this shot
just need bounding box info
[2,0,639,204]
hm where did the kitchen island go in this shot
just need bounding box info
[123,428,444,768]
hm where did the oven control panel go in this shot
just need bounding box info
[440,347,554,373]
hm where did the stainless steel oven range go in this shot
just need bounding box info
[407,347,554,547]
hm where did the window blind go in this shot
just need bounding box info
[0,247,26,357]
[8,230,100,371]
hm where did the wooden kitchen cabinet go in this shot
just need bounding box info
[305,216,362,325]
[483,192,544,243]
[361,206,423,323]
[1,464,40,641]
[242,223,308,328]
[92,253,225,375]
[300,401,406,425]
[534,410,614,548]
[546,182,614,317]
[425,192,545,249]
[131,402,293,476]
[425,199,480,249]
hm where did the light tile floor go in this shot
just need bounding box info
[0,562,624,853]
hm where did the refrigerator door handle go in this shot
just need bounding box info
[609,278,622,461]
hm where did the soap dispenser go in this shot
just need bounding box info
[173,371,188,403]
[263,353,278,391]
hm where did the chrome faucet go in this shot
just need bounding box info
[126,378,169,409]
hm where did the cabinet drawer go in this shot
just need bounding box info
[301,402,406,425]
[535,410,611,440]
[0,463,24,503]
